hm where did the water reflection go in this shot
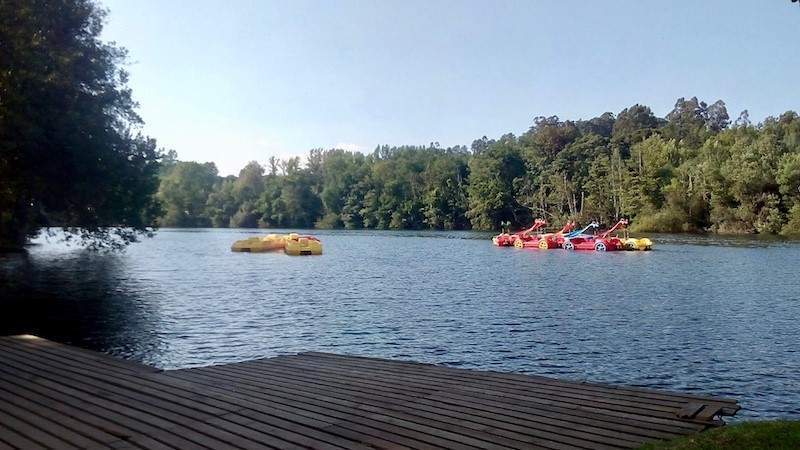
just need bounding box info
[0,249,165,365]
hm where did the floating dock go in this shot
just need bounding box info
[0,335,738,449]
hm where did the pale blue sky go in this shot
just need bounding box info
[101,0,800,175]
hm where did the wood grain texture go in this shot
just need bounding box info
[0,336,739,449]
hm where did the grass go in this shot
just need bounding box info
[639,421,800,450]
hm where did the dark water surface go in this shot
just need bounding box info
[2,229,799,420]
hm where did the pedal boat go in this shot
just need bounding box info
[230,234,286,252]
[284,234,322,255]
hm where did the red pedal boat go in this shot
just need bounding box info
[492,219,546,246]
[562,219,628,251]
[513,221,576,249]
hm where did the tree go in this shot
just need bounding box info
[157,162,217,227]
[205,177,237,227]
[521,116,580,159]
[148,102,800,236]
[611,105,660,156]
[777,153,800,206]
[0,0,162,250]
[734,110,752,128]
[467,135,525,229]
[662,97,729,148]
[233,161,265,202]
[422,154,469,230]
[705,100,731,133]
[577,112,615,138]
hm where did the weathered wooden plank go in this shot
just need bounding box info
[171,369,561,450]
[294,353,727,411]
[197,357,688,441]
[0,364,203,450]
[306,355,736,417]
[1,340,395,450]
[0,341,232,418]
[0,344,229,422]
[212,362,641,446]
[302,352,739,407]
[695,405,723,422]
[0,379,136,443]
[316,424,415,450]
[0,421,47,450]
[7,333,419,450]
[2,340,455,449]
[0,437,15,450]
[199,359,673,447]
[274,354,734,430]
[166,369,457,450]
[676,403,705,419]
[121,434,177,450]
[0,349,334,450]
[183,358,712,446]
[13,340,251,415]
[0,349,259,450]
[0,335,158,375]
[0,408,78,449]
[0,387,118,448]
[0,336,739,450]
[172,366,632,450]
[256,356,689,417]
[247,359,677,433]
[226,409,374,450]
[167,370,482,450]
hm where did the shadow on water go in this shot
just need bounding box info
[0,249,164,364]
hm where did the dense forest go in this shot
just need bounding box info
[158,98,800,235]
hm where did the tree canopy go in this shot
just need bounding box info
[155,102,800,236]
[0,0,162,250]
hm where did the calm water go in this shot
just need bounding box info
[1,229,799,420]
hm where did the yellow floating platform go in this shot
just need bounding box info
[231,233,323,255]
[284,234,322,256]
[230,234,286,252]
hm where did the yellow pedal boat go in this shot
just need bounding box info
[230,234,286,252]
[284,234,322,255]
[622,237,653,251]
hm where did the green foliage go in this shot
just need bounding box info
[157,162,217,227]
[0,0,163,250]
[777,153,800,207]
[467,135,524,229]
[154,98,800,235]
[205,177,237,227]
[781,205,800,236]
[611,104,660,156]
[638,420,800,450]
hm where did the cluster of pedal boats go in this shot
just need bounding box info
[231,233,322,255]
[230,219,648,255]
[493,219,652,251]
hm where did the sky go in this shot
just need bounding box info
[100,0,800,176]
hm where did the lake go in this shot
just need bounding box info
[1,229,799,420]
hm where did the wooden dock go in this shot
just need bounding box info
[0,335,739,449]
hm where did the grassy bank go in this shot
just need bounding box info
[640,421,800,450]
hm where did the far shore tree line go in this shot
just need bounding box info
[157,98,800,236]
